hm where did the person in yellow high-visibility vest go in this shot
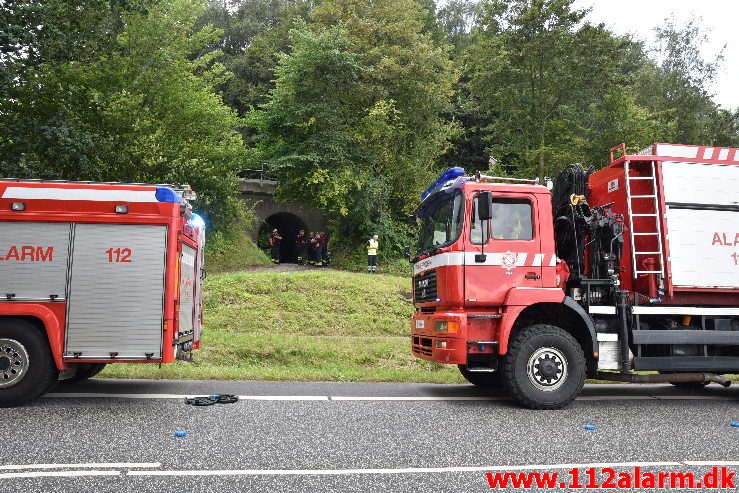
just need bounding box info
[367,234,379,274]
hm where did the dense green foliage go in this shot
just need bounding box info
[3,0,738,256]
[0,0,246,229]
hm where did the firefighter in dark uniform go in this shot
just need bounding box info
[295,229,307,265]
[314,232,324,267]
[270,229,282,264]
[307,232,316,265]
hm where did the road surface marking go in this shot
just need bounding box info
[4,461,735,480]
[0,470,121,479]
[45,392,737,402]
[127,462,683,477]
[0,462,160,471]
[684,461,739,466]
[47,393,329,401]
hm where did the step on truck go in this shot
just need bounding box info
[409,143,739,409]
[0,179,206,407]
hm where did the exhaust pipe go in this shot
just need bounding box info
[596,371,731,387]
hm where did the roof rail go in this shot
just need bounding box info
[474,173,540,184]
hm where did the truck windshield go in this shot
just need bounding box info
[417,192,464,255]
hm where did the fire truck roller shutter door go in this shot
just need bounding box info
[65,224,167,360]
[0,222,71,300]
[178,244,197,336]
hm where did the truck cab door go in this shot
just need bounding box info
[465,192,542,306]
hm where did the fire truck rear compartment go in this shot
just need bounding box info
[0,222,169,361]
[65,224,167,360]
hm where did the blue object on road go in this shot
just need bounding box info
[584,424,596,431]
[730,421,739,428]
[175,430,188,438]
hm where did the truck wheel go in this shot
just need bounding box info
[61,363,107,385]
[503,324,586,410]
[457,365,504,388]
[0,319,56,408]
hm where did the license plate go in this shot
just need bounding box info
[415,320,425,329]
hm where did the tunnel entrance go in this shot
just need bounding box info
[258,212,307,263]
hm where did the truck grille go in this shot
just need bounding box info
[414,270,437,303]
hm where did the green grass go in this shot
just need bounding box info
[205,229,271,273]
[330,247,413,277]
[101,269,464,383]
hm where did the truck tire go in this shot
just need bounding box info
[0,319,57,408]
[457,365,504,388]
[61,363,107,385]
[502,324,586,410]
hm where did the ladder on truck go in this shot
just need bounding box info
[624,160,665,278]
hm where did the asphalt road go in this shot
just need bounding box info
[5,379,739,492]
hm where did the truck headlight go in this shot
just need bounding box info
[434,321,459,333]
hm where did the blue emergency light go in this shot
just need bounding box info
[420,167,465,202]
[155,187,181,203]
[188,213,206,230]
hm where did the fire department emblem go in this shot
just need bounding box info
[501,250,517,275]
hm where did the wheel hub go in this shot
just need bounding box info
[527,347,568,392]
[0,338,29,389]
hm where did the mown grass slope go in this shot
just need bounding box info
[102,269,463,383]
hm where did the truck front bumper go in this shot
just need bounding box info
[411,311,497,365]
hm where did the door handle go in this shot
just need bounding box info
[525,272,541,280]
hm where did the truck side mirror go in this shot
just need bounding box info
[477,191,493,221]
[406,214,416,225]
[403,245,410,259]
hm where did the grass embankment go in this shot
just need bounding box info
[102,269,463,383]
[204,229,271,273]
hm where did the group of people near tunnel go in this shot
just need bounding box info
[270,228,329,266]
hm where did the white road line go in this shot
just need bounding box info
[0,462,160,471]
[330,396,508,401]
[684,461,739,466]
[46,393,329,401]
[127,462,683,478]
[45,392,738,402]
[0,470,121,479]
[3,461,735,480]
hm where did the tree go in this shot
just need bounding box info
[455,0,669,176]
[634,17,729,146]
[253,0,457,249]
[0,0,247,230]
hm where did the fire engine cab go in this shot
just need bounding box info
[410,143,739,409]
[0,179,205,407]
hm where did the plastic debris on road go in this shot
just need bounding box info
[175,430,188,438]
[583,424,596,431]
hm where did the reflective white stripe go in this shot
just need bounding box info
[597,333,618,341]
[702,147,714,160]
[589,306,616,315]
[463,252,503,266]
[654,144,699,159]
[415,251,557,270]
[2,187,158,202]
[413,252,464,274]
[632,306,739,316]
[718,148,729,160]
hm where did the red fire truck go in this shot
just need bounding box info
[410,143,739,409]
[0,180,205,407]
